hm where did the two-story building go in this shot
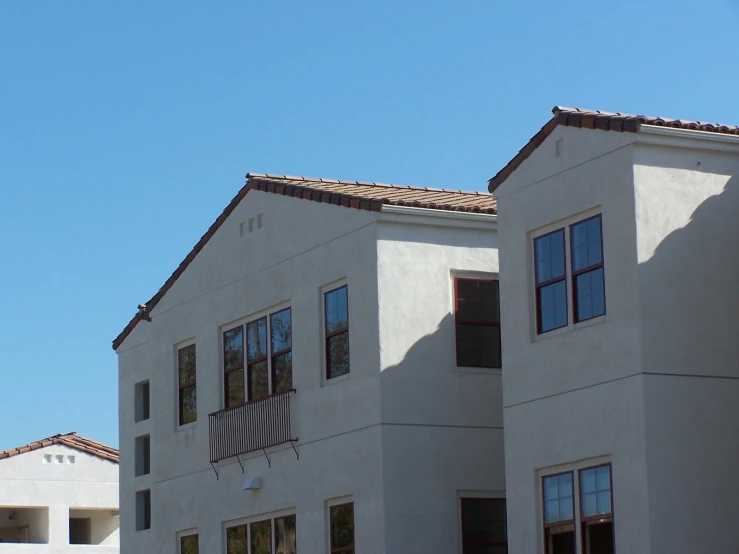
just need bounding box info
[113,174,507,553]
[0,432,119,553]
[489,107,739,554]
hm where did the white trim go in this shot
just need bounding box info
[637,124,739,153]
[378,204,497,230]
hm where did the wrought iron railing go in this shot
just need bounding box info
[208,390,296,463]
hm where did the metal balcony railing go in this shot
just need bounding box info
[208,390,297,464]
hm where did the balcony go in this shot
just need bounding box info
[208,390,297,464]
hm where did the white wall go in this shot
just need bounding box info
[0,444,119,553]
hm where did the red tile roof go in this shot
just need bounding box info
[0,432,119,464]
[112,174,495,350]
[488,106,739,192]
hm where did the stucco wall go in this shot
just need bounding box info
[0,445,118,553]
[376,219,505,552]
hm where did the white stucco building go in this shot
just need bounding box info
[113,174,506,553]
[0,432,119,553]
[489,107,739,554]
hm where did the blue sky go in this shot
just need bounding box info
[1,1,737,450]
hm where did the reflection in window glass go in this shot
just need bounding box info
[250,520,271,554]
[275,514,297,554]
[226,525,247,554]
[178,345,197,425]
[325,286,350,379]
[330,503,354,554]
[534,230,568,333]
[271,308,293,394]
[571,215,605,322]
[180,534,199,554]
[247,317,269,401]
[580,465,612,517]
[543,472,574,524]
[223,327,245,409]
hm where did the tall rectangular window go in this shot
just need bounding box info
[534,229,568,334]
[135,489,151,531]
[275,514,297,554]
[579,464,614,554]
[178,345,197,425]
[135,381,150,422]
[461,498,507,553]
[570,215,605,322]
[223,327,245,408]
[222,308,293,409]
[325,286,350,379]
[250,519,271,554]
[330,502,354,553]
[454,278,501,368]
[180,533,199,554]
[135,435,150,477]
[226,524,247,554]
[542,472,575,554]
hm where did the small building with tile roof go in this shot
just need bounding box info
[114,173,503,553]
[0,432,119,551]
[489,106,739,554]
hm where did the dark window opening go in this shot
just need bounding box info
[535,229,568,334]
[178,345,197,425]
[461,497,507,553]
[226,524,247,554]
[135,381,150,422]
[455,278,501,368]
[135,490,151,531]
[570,215,605,322]
[325,286,350,379]
[134,435,150,477]
[180,533,199,554]
[69,518,91,545]
[330,502,354,553]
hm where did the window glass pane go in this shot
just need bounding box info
[250,520,271,554]
[248,360,269,401]
[581,492,597,516]
[275,514,296,554]
[330,503,354,550]
[224,327,244,370]
[225,369,245,408]
[559,473,572,496]
[327,332,350,379]
[457,280,500,324]
[535,230,565,284]
[456,324,501,368]
[178,345,196,385]
[325,287,349,333]
[596,465,611,490]
[461,498,507,543]
[545,499,559,524]
[180,534,199,554]
[575,269,605,322]
[271,308,292,354]
[180,385,196,425]
[272,352,293,394]
[539,281,567,333]
[571,216,602,271]
[581,465,612,517]
[226,525,247,554]
[246,317,268,362]
[581,469,596,493]
[544,476,560,501]
[597,491,612,515]
[543,473,573,523]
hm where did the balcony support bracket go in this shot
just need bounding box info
[290,440,299,460]
[210,462,219,480]
[236,455,244,473]
[263,449,271,467]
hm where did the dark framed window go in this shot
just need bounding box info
[534,229,568,334]
[177,345,197,425]
[570,215,605,322]
[224,326,245,409]
[579,464,614,554]
[134,435,150,477]
[270,308,293,394]
[454,278,501,368]
[542,472,575,554]
[461,497,507,553]
[135,489,151,531]
[180,533,199,554]
[223,307,293,409]
[250,519,271,554]
[330,502,354,553]
[325,286,350,379]
[226,524,247,554]
[135,381,150,422]
[275,514,297,554]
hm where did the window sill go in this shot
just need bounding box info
[533,314,606,342]
[454,366,502,375]
[177,421,197,432]
[323,372,350,387]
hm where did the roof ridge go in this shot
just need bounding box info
[0,433,119,464]
[245,173,487,197]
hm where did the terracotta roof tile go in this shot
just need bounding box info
[488,106,739,192]
[112,174,495,350]
[0,432,119,464]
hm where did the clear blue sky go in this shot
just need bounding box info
[1,1,737,451]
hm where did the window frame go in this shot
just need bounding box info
[224,511,297,554]
[221,305,293,410]
[578,463,615,554]
[569,215,606,323]
[324,285,350,381]
[460,496,508,553]
[329,501,355,554]
[533,228,568,335]
[177,344,197,426]
[541,470,576,554]
[453,277,502,369]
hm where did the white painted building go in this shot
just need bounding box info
[113,174,506,553]
[489,107,739,554]
[0,432,119,553]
